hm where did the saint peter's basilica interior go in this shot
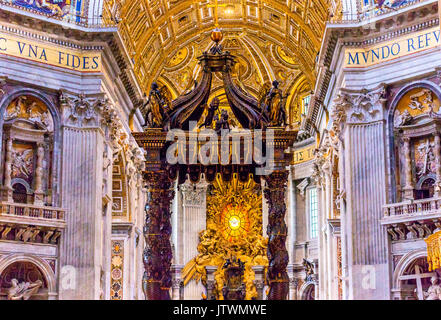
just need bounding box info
[0,0,441,301]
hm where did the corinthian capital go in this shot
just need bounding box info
[331,85,387,126]
[180,182,208,206]
[61,91,109,128]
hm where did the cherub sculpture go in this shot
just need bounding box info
[200,97,220,129]
[303,258,315,282]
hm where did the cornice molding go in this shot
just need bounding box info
[306,0,439,136]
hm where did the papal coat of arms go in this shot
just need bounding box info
[12,0,72,17]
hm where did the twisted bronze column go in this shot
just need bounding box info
[264,171,289,300]
[143,171,175,300]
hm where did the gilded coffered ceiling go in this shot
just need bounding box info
[104,0,340,124]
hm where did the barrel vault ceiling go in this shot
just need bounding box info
[104,0,341,125]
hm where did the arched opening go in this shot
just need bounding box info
[0,261,49,300]
[397,257,436,300]
[12,183,28,204]
[415,176,435,200]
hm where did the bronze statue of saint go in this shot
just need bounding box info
[215,109,230,134]
[200,97,220,129]
[142,82,173,128]
[258,80,288,127]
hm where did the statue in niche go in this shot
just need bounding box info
[416,139,436,178]
[303,258,315,283]
[7,278,43,300]
[423,276,441,300]
[258,80,287,127]
[142,82,173,129]
[200,97,220,129]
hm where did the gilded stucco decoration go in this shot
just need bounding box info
[394,88,441,127]
[426,231,441,271]
[182,174,267,300]
[102,0,339,127]
[4,96,54,132]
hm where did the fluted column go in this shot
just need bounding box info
[337,86,389,300]
[179,180,208,300]
[3,137,13,202]
[433,133,441,197]
[322,160,333,299]
[264,171,289,300]
[403,137,414,199]
[34,142,45,205]
[59,93,115,300]
[59,126,105,300]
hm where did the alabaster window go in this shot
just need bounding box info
[393,87,441,201]
[308,188,318,239]
[301,95,311,118]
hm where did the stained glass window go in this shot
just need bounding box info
[220,204,250,242]
[309,188,318,239]
[302,95,311,117]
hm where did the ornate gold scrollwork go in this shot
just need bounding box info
[426,231,441,271]
[182,173,267,300]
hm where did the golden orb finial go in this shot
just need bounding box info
[211,28,223,44]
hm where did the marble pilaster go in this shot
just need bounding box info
[1,137,13,202]
[179,180,208,300]
[59,126,105,300]
[335,86,390,300]
[34,143,45,206]
[58,93,116,300]
[433,133,441,197]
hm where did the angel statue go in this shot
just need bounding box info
[141,82,173,129]
[7,279,43,300]
[257,80,288,127]
[303,258,315,282]
[200,97,220,129]
[12,149,33,178]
